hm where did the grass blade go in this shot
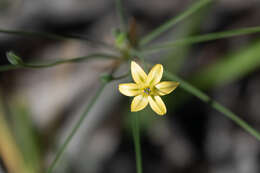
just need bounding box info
[142,26,260,52]
[164,5,210,73]
[10,101,41,173]
[47,82,107,173]
[140,0,211,46]
[0,98,29,173]
[164,71,260,141]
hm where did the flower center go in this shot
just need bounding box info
[143,87,151,95]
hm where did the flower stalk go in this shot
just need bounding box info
[132,112,143,173]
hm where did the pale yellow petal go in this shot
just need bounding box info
[131,94,148,112]
[155,81,179,96]
[118,83,141,96]
[131,61,147,85]
[147,64,163,87]
[148,95,166,116]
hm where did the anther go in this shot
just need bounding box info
[144,88,151,94]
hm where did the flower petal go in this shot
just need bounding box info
[147,64,163,87]
[155,81,179,96]
[131,61,147,85]
[148,95,166,115]
[119,83,141,96]
[131,94,148,112]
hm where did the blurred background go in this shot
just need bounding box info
[1,0,260,173]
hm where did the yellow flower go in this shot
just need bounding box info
[118,61,179,116]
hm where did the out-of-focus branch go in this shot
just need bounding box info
[0,52,119,72]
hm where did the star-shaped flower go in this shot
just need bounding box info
[118,61,179,115]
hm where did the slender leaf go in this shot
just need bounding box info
[142,26,260,53]
[47,82,107,173]
[140,0,212,46]
[10,101,41,173]
[47,70,126,173]
[0,100,29,173]
[164,71,260,141]
[164,4,210,73]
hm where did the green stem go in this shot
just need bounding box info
[140,0,211,46]
[0,28,114,49]
[132,113,143,173]
[0,28,66,40]
[141,26,260,53]
[116,0,127,32]
[47,83,107,173]
[164,71,260,141]
[0,53,118,72]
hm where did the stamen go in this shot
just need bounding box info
[144,88,151,94]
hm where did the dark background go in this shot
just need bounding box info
[0,0,260,173]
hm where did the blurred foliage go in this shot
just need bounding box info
[192,40,260,89]
[0,0,260,173]
[0,95,30,173]
[9,98,41,173]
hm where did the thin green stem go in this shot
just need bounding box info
[140,0,211,46]
[0,53,118,72]
[132,113,143,173]
[0,28,66,40]
[164,71,260,141]
[141,26,260,53]
[116,0,127,32]
[47,82,107,173]
[0,28,115,49]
